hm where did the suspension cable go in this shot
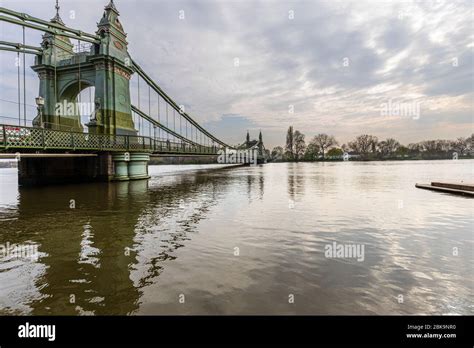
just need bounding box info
[89,85,92,127]
[22,25,26,126]
[148,85,151,138]
[157,92,160,140]
[137,74,140,134]
[131,60,231,148]
[54,45,58,126]
[78,40,81,104]
[0,8,100,43]
[17,51,20,126]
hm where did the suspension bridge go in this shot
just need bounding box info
[0,1,266,185]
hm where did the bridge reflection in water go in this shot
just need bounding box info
[1,161,473,315]
[0,165,261,315]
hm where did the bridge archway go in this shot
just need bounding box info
[52,79,95,132]
[31,1,136,136]
[76,86,95,133]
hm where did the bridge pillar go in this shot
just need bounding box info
[112,152,150,181]
[18,153,114,186]
[31,0,136,135]
[17,151,150,186]
[112,153,130,181]
[128,153,151,180]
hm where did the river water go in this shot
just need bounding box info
[0,160,472,315]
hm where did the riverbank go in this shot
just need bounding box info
[149,155,217,165]
[270,156,474,163]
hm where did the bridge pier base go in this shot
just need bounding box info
[112,153,130,181]
[112,152,150,181]
[18,153,114,186]
[128,153,151,180]
[17,152,150,186]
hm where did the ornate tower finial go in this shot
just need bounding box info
[50,0,65,25]
[105,0,119,13]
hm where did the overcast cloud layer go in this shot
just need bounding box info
[1,0,472,148]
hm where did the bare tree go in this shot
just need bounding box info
[378,138,400,157]
[313,133,338,160]
[453,137,468,155]
[348,134,378,158]
[468,134,474,155]
[285,126,294,160]
[294,130,306,161]
[271,146,284,161]
[304,141,320,161]
[421,140,438,153]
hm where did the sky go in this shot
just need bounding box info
[0,0,473,148]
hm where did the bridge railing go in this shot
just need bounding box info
[0,124,218,154]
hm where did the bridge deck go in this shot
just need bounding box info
[0,124,219,155]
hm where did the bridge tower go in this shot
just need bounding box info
[32,0,136,135]
[18,1,151,185]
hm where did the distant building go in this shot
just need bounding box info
[238,130,259,149]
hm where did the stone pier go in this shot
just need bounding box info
[112,152,150,181]
[18,152,150,186]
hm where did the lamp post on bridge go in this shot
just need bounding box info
[34,96,44,128]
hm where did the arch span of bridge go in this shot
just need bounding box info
[0,1,266,185]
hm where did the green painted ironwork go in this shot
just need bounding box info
[0,1,234,151]
[130,105,200,147]
[132,60,232,148]
[0,124,219,155]
[0,7,100,43]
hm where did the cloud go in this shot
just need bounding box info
[0,0,472,147]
